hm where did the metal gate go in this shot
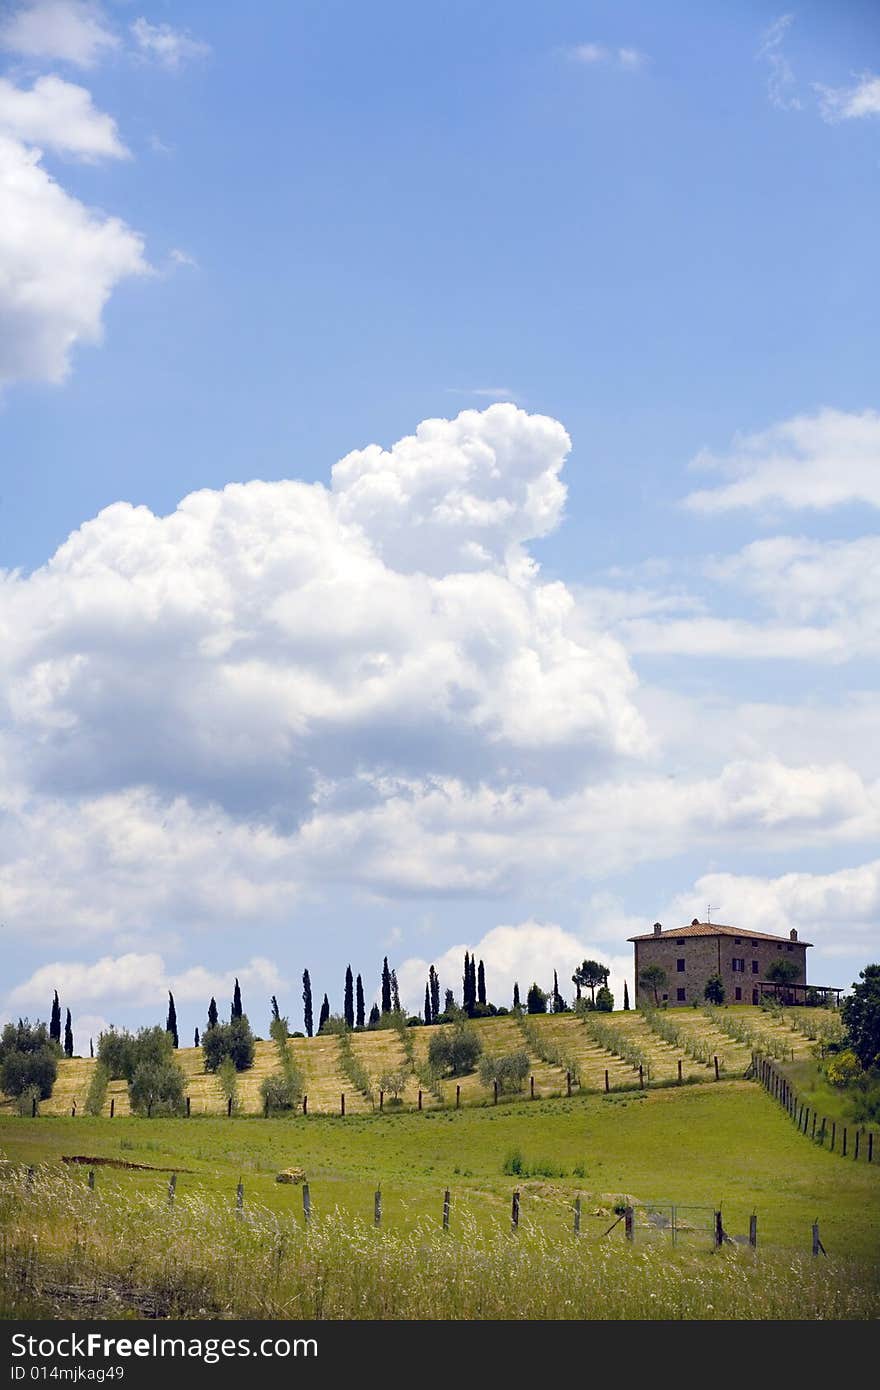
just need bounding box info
[633,1203,716,1248]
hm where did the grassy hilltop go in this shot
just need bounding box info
[2,1006,877,1319]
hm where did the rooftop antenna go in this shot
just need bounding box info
[706,904,711,924]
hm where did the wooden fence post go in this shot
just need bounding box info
[812,1219,825,1256]
[624,1206,634,1242]
[109,1097,114,1118]
[456,1084,461,1109]
[341,1092,345,1117]
[302,1094,308,1116]
[31,1095,37,1118]
[749,1213,757,1248]
[573,1195,581,1234]
[566,1070,572,1097]
[302,1182,311,1224]
[511,1190,520,1232]
[87,1169,95,1191]
[374,1188,381,1227]
[226,1096,232,1118]
[677,1059,683,1084]
[714,1211,723,1248]
[811,1112,816,1140]
[530,1075,535,1100]
[235,1179,244,1217]
[71,1101,76,1117]
[493,1080,498,1106]
[418,1089,423,1111]
[831,1121,836,1152]
[442,1188,450,1231]
[714,1056,720,1081]
[379,1089,384,1112]
[869,1133,874,1164]
[639,1065,644,1089]
[186,1096,191,1118]
[854,1130,860,1161]
[842,1127,847,1158]
[168,1173,176,1206]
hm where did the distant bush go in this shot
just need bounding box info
[129,1059,186,1116]
[202,1016,255,1073]
[98,1026,173,1082]
[479,1050,530,1094]
[84,1062,110,1116]
[0,1020,59,1100]
[526,984,547,1015]
[379,1068,408,1101]
[260,1073,300,1114]
[595,987,614,1013]
[502,1148,569,1178]
[428,1021,483,1076]
[826,1050,863,1087]
[704,975,726,1005]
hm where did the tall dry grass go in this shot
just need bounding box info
[1,1164,876,1321]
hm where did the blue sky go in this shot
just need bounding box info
[1,1,879,1046]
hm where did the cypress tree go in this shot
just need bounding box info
[64,1008,73,1058]
[429,965,440,1021]
[50,990,61,1045]
[424,982,432,1025]
[89,1037,94,1059]
[381,957,392,1015]
[232,978,243,1020]
[166,991,179,1048]
[513,982,520,1010]
[477,959,487,1006]
[444,987,454,1014]
[303,970,314,1038]
[369,1003,380,1027]
[356,974,365,1029]
[462,952,472,1013]
[344,965,354,1029]
[271,995,280,1021]
[623,981,630,1011]
[391,969,400,1014]
[207,996,218,1031]
[194,1026,200,1047]
[318,993,330,1032]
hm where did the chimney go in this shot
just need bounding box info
[790,929,798,942]
[653,922,662,936]
[691,918,700,926]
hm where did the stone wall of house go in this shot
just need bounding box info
[634,932,808,1006]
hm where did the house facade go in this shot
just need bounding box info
[628,919,811,1007]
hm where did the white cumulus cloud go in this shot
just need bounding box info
[0,74,128,160]
[816,72,880,122]
[0,0,118,68]
[683,408,880,513]
[0,131,147,387]
[130,17,210,71]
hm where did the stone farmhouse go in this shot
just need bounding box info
[628,919,840,1008]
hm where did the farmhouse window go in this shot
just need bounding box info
[677,958,685,972]
[677,988,686,1002]
[732,958,745,972]
[786,944,793,951]
[752,960,759,973]
[751,940,758,946]
[676,938,685,945]
[735,987,742,1001]
[734,937,741,944]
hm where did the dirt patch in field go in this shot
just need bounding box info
[62,1155,193,1173]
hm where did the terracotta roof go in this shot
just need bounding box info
[627,922,813,947]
